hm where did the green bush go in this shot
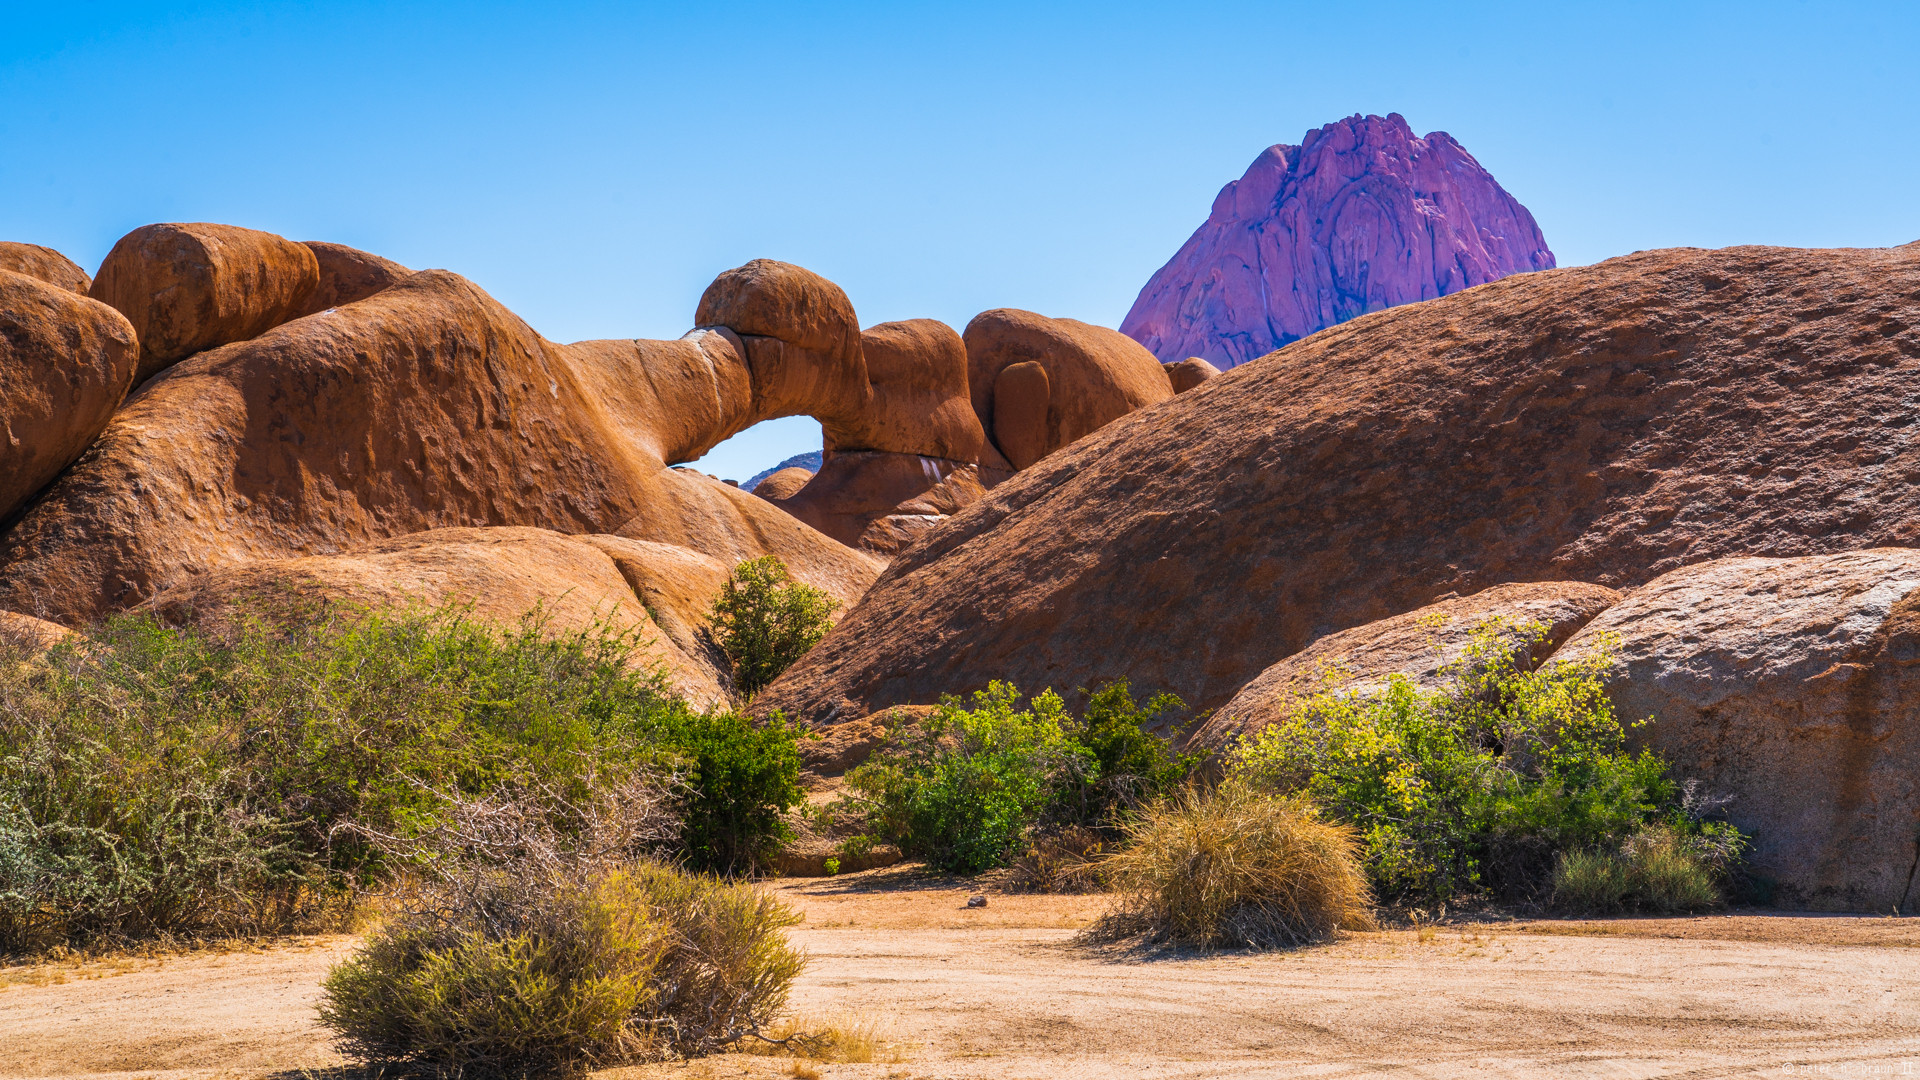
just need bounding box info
[320,780,804,1074]
[838,681,1196,876]
[1087,781,1374,949]
[643,709,802,876]
[1050,681,1199,833]
[1232,618,1743,905]
[708,557,838,696]
[844,683,1090,874]
[0,601,803,952]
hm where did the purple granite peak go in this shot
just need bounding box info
[1121,113,1555,368]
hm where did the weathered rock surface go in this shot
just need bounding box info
[698,259,864,374]
[685,264,999,548]
[773,453,989,556]
[1188,582,1622,754]
[0,270,140,524]
[798,705,938,779]
[755,242,1920,727]
[90,223,322,385]
[963,308,1172,470]
[0,610,72,652]
[1164,357,1221,394]
[609,466,883,603]
[0,268,880,624]
[1121,113,1555,368]
[849,318,984,462]
[753,466,816,500]
[0,242,90,294]
[294,241,412,316]
[1554,550,1920,912]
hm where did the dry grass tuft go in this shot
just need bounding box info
[1086,782,1374,950]
[1007,826,1112,893]
[745,1010,914,1063]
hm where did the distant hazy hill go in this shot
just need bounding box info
[744,450,823,492]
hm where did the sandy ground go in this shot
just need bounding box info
[4,867,1919,1080]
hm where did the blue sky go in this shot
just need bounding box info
[4,2,1916,479]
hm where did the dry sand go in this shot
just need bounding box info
[3,866,1918,1080]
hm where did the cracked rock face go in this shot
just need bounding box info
[1122,112,1555,368]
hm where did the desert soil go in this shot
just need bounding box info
[3,866,1919,1080]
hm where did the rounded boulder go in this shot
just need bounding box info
[0,242,91,294]
[91,222,321,384]
[963,308,1172,469]
[0,269,140,522]
[1555,549,1920,912]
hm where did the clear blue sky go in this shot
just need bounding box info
[4,1,1916,480]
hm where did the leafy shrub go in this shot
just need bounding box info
[1232,619,1743,905]
[843,683,1089,874]
[1087,781,1373,949]
[0,601,802,952]
[1552,823,1742,914]
[708,557,838,696]
[321,781,804,1074]
[1050,681,1199,832]
[0,769,324,953]
[840,681,1196,877]
[643,709,802,876]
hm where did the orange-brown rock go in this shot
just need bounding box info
[0,242,90,293]
[294,241,412,316]
[799,704,938,778]
[756,243,1920,727]
[560,329,755,466]
[90,223,321,384]
[1187,582,1622,754]
[772,452,989,555]
[991,361,1051,470]
[1164,357,1221,393]
[687,263,994,548]
[143,526,746,706]
[836,319,985,461]
[0,270,140,522]
[0,610,73,652]
[1554,549,1920,912]
[963,308,1173,469]
[696,258,863,371]
[693,259,869,436]
[0,268,879,625]
[609,466,882,604]
[694,267,987,464]
[754,466,816,501]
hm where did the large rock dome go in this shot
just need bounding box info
[757,241,1920,726]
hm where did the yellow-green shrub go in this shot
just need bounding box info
[707,557,838,696]
[321,863,804,1074]
[1231,619,1743,905]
